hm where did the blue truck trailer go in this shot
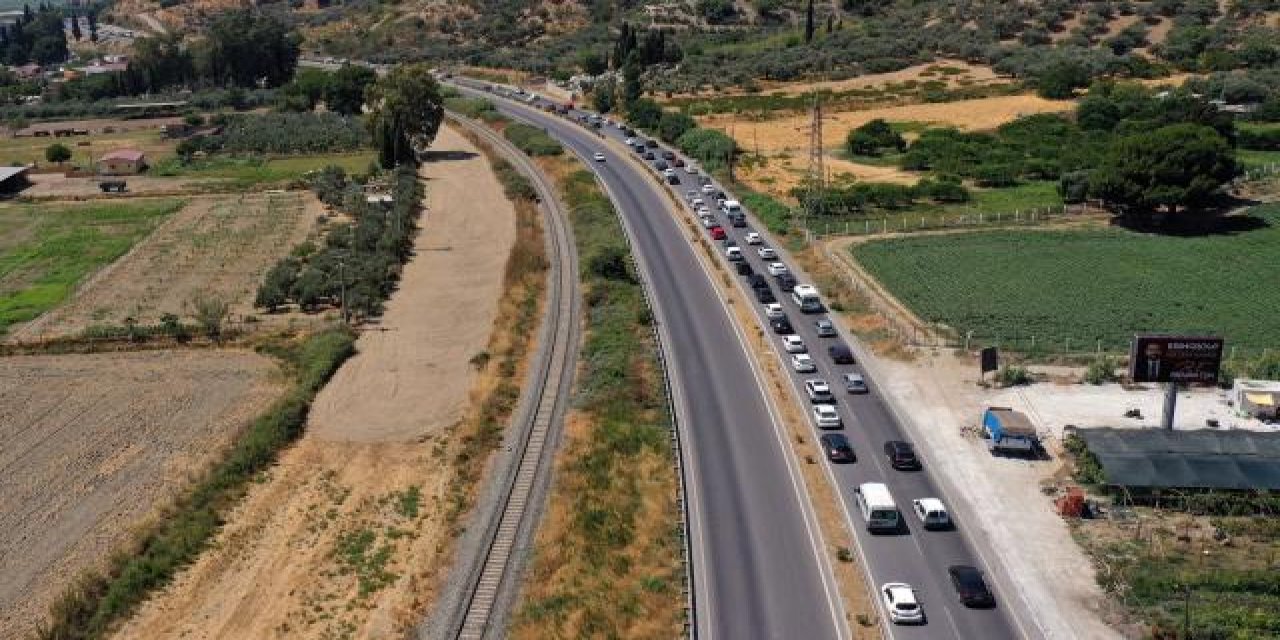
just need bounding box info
[983,407,1040,455]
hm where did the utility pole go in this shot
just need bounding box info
[799,92,827,242]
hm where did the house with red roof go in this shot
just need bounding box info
[98,148,148,175]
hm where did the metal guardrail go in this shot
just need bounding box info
[435,113,580,640]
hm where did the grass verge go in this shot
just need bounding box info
[36,325,357,640]
[509,159,683,638]
[150,152,376,187]
[0,199,184,335]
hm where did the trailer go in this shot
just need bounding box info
[982,407,1039,455]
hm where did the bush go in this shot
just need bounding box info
[503,123,563,156]
[676,127,737,170]
[1084,357,1119,384]
[997,365,1032,387]
[181,112,367,156]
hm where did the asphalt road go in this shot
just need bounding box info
[452,83,848,639]
[455,82,1033,640]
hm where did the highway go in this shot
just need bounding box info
[455,81,1031,640]
[453,82,848,639]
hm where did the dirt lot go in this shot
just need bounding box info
[0,349,282,640]
[21,172,219,198]
[670,60,1006,99]
[114,124,520,639]
[10,192,320,341]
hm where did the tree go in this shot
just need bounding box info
[1088,123,1236,218]
[198,10,299,88]
[846,119,905,156]
[621,52,642,107]
[1036,61,1091,99]
[657,111,696,144]
[255,259,298,312]
[578,50,607,75]
[281,67,330,111]
[365,62,444,168]
[187,292,230,340]
[70,12,81,41]
[87,10,97,42]
[44,142,70,164]
[804,0,815,43]
[592,83,616,114]
[326,64,376,116]
[626,98,663,131]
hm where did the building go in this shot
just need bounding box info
[1073,427,1280,494]
[0,166,31,194]
[98,149,148,175]
[1234,379,1280,421]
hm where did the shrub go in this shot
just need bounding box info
[997,365,1032,387]
[1084,357,1119,384]
[503,123,563,156]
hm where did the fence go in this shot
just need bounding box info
[805,200,1103,239]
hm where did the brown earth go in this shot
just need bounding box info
[113,124,520,639]
[9,192,321,342]
[0,349,283,640]
[20,173,220,199]
[669,60,1007,99]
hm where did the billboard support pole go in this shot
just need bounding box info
[1162,383,1178,430]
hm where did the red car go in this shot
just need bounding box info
[709,226,726,240]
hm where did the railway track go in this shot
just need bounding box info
[433,114,580,640]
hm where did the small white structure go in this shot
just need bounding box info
[1233,379,1280,421]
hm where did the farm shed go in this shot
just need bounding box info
[1074,427,1280,491]
[1233,379,1280,421]
[98,149,148,175]
[0,166,31,194]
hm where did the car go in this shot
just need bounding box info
[792,353,817,373]
[884,441,921,470]
[912,498,952,530]
[815,317,837,337]
[775,272,797,292]
[661,150,675,160]
[725,246,743,261]
[673,157,685,167]
[685,163,699,174]
[655,160,670,171]
[842,373,869,394]
[697,206,712,216]
[820,433,855,462]
[747,274,769,290]
[828,343,855,364]
[700,215,717,228]
[881,583,924,624]
[755,287,776,304]
[782,334,806,352]
[812,404,842,428]
[662,167,676,177]
[744,231,762,245]
[666,173,681,185]
[765,303,786,320]
[709,226,726,241]
[728,214,747,228]
[624,137,636,146]
[770,316,794,334]
[948,566,996,608]
[645,138,658,148]
[757,246,777,259]
[767,262,789,276]
[644,151,656,160]
[685,190,698,201]
[701,184,716,195]
[735,261,754,276]
[804,379,833,403]
[592,152,606,162]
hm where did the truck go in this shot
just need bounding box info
[982,407,1040,455]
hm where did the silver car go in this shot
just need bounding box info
[842,373,869,394]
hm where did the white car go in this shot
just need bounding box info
[593,152,606,162]
[744,232,762,245]
[690,197,705,208]
[767,262,789,276]
[701,184,716,195]
[725,246,743,261]
[812,404,842,428]
[765,303,786,320]
[663,168,677,178]
[791,353,817,373]
[804,379,833,403]
[700,216,717,228]
[912,498,951,530]
[685,164,699,174]
[624,137,636,146]
[782,334,806,353]
[881,583,924,624]
[685,190,698,202]
[757,247,777,259]
[697,206,712,216]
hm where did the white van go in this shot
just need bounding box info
[720,199,742,215]
[791,284,822,313]
[855,482,900,533]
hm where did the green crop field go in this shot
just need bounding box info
[852,204,1280,352]
[0,200,183,335]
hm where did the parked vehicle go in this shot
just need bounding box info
[855,482,901,533]
[912,498,952,530]
[983,407,1040,455]
[884,441,921,470]
[644,151,656,160]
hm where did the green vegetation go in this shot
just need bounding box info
[333,527,397,597]
[513,168,681,638]
[853,204,1280,352]
[38,326,356,640]
[366,63,445,168]
[152,153,375,186]
[280,64,377,115]
[254,165,421,319]
[503,123,564,156]
[178,112,369,156]
[0,200,183,335]
[443,96,508,125]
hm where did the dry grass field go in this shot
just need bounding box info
[670,60,1007,100]
[10,192,322,341]
[0,349,283,640]
[0,128,175,170]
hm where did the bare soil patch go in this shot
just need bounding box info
[11,192,319,341]
[673,60,1006,99]
[21,173,219,199]
[114,124,523,639]
[0,349,282,640]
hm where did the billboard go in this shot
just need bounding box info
[980,347,999,373]
[1129,335,1224,384]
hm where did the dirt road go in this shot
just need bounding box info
[114,124,520,639]
[0,350,281,640]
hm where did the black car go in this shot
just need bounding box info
[775,272,797,292]
[666,174,680,185]
[661,150,676,160]
[755,287,776,304]
[828,343,855,364]
[747,274,769,291]
[820,433,855,463]
[632,144,645,153]
[645,138,658,148]
[644,151,656,160]
[770,316,794,334]
[622,127,635,137]
[884,441,921,470]
[736,261,754,276]
[948,566,996,608]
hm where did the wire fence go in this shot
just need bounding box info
[805,200,1104,238]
